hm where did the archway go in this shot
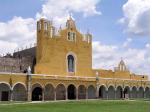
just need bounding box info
[88,85,96,99]
[124,86,130,99]
[116,86,123,99]
[78,85,86,99]
[131,86,137,99]
[0,83,11,101]
[108,86,115,99]
[145,87,150,98]
[67,84,76,100]
[56,84,66,100]
[44,84,55,101]
[13,83,27,101]
[138,87,144,98]
[32,84,43,101]
[99,85,107,99]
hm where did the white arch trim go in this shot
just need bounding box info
[12,82,27,90]
[116,86,123,91]
[123,86,131,91]
[32,82,44,90]
[0,82,11,90]
[108,85,115,90]
[67,84,77,89]
[99,84,107,90]
[45,83,55,88]
[56,83,66,90]
[88,85,96,89]
[138,86,145,91]
[77,85,87,89]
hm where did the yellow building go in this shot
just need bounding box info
[0,17,150,101]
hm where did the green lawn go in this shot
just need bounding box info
[0,100,150,112]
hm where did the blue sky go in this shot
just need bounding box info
[0,0,149,47]
[0,0,150,77]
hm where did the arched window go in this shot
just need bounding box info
[67,55,75,72]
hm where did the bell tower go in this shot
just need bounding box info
[66,16,76,30]
[35,17,93,77]
[36,18,54,63]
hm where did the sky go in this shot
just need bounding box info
[0,0,150,78]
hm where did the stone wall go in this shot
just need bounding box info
[0,47,36,73]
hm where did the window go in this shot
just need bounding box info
[67,55,75,72]
[37,22,41,31]
[44,22,48,30]
[87,36,91,43]
[72,32,76,41]
[68,32,76,41]
[68,32,71,40]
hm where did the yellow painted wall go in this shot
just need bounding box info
[35,18,93,77]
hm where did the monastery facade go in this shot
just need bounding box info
[0,17,150,101]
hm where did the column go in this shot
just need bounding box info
[27,68,32,102]
[27,89,31,102]
[10,89,13,101]
[54,89,56,101]
[76,88,78,100]
[106,90,108,100]
[86,88,88,100]
[114,89,116,99]
[129,89,131,99]
[96,84,99,99]
[143,88,145,99]
[66,89,68,100]
[136,88,139,99]
[42,88,45,101]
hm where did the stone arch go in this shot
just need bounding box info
[124,86,130,98]
[0,82,11,101]
[12,83,27,101]
[32,83,43,101]
[87,85,96,99]
[99,85,107,99]
[138,87,144,98]
[131,86,137,99]
[108,85,115,99]
[67,84,76,100]
[56,84,66,100]
[32,83,43,89]
[145,87,150,98]
[44,83,55,101]
[78,85,86,99]
[12,82,27,90]
[116,86,123,99]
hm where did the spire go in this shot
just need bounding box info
[120,57,125,65]
[69,13,72,20]
[87,29,90,34]
[59,25,62,30]
[66,13,76,30]
[118,58,127,71]
[69,13,73,20]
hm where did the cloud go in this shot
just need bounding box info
[120,0,150,36]
[0,0,150,79]
[36,0,101,26]
[0,16,36,54]
[123,38,132,48]
[92,41,150,78]
[0,0,101,55]
[0,40,18,55]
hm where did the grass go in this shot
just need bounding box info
[0,100,150,112]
